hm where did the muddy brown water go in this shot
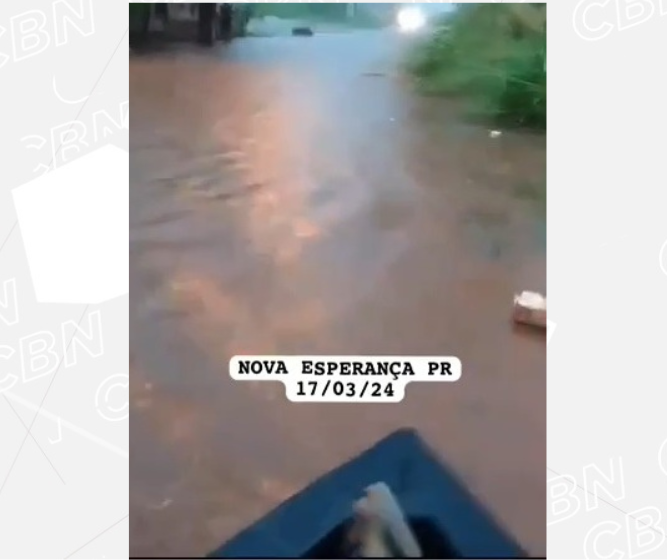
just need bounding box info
[130,31,546,557]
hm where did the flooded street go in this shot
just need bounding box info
[129,30,546,557]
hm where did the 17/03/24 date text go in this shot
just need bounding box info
[229,356,462,403]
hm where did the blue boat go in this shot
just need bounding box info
[208,428,528,558]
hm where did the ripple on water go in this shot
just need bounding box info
[462,207,510,260]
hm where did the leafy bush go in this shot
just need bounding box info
[406,4,546,129]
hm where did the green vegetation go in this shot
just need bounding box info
[129,3,151,35]
[129,3,150,20]
[406,4,546,130]
[251,3,387,28]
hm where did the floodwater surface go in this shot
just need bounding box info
[129,30,546,557]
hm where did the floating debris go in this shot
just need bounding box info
[148,498,173,511]
[512,291,547,328]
